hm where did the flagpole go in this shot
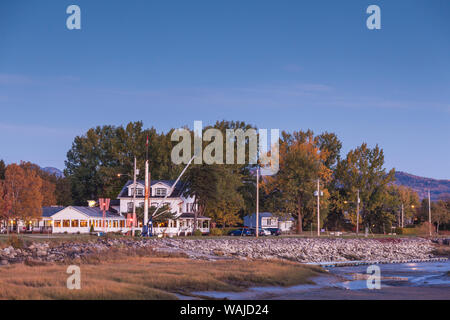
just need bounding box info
[144,135,149,228]
[256,167,259,238]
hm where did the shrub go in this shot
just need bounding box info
[209,228,223,236]
[193,229,202,237]
[7,235,24,249]
[134,230,141,237]
[416,222,435,236]
[395,227,404,235]
[402,228,418,235]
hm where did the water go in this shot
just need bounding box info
[327,260,450,288]
[189,261,450,300]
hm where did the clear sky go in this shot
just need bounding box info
[0,0,449,179]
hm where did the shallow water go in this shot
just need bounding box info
[328,260,450,288]
[190,261,450,300]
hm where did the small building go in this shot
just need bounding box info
[42,206,128,234]
[153,213,211,236]
[244,212,294,232]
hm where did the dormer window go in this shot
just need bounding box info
[155,188,167,196]
[130,187,144,196]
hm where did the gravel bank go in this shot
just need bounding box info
[0,237,441,266]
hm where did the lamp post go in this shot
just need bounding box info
[255,167,260,238]
[356,190,360,235]
[313,179,323,237]
[428,189,432,236]
[343,189,361,235]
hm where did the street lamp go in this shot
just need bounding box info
[400,203,416,228]
[342,191,361,235]
[313,179,324,237]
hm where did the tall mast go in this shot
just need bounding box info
[144,135,149,226]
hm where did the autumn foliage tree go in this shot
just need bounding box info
[262,130,333,233]
[0,163,44,232]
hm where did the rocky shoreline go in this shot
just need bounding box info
[0,237,446,266]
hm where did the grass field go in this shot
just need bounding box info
[0,247,324,300]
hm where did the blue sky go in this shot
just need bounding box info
[0,0,449,179]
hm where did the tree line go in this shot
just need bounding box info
[1,120,449,233]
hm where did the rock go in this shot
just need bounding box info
[36,250,48,257]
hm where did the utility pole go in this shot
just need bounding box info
[428,189,432,236]
[356,189,360,235]
[401,203,404,228]
[256,167,259,238]
[316,179,320,237]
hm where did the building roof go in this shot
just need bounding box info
[246,212,295,221]
[248,212,274,218]
[178,212,211,220]
[117,179,186,198]
[70,206,125,219]
[42,206,65,217]
[42,206,124,219]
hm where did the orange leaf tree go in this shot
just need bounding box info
[262,131,332,233]
[4,163,43,231]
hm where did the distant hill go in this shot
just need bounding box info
[41,167,64,178]
[394,171,450,201]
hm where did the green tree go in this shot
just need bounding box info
[183,163,219,232]
[65,122,182,204]
[334,143,395,233]
[206,166,244,227]
[262,131,332,233]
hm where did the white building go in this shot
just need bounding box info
[39,206,128,234]
[244,212,294,232]
[117,179,211,236]
[117,180,195,215]
[2,179,211,236]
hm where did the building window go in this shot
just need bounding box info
[120,220,125,228]
[127,202,134,213]
[155,188,167,196]
[80,220,88,227]
[54,220,61,228]
[136,188,143,196]
[113,220,118,228]
[95,220,98,227]
[71,220,79,227]
[63,220,70,228]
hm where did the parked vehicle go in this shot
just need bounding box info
[0,227,6,234]
[228,228,252,236]
[267,228,282,236]
[249,227,271,236]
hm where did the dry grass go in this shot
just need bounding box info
[0,247,323,300]
[432,245,450,257]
